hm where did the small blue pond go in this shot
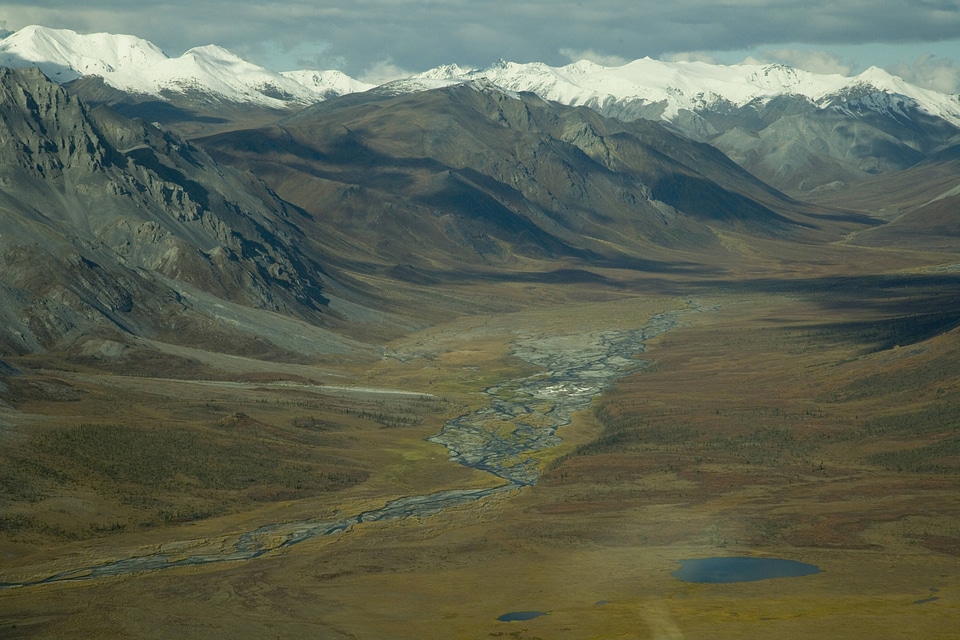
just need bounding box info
[673,557,820,583]
[497,611,548,622]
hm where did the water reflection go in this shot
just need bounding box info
[497,611,548,622]
[672,557,820,583]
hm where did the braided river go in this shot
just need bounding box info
[1,305,698,589]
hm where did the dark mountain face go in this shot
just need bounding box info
[806,145,960,252]
[0,67,334,354]
[668,95,960,195]
[200,82,865,278]
[64,75,297,138]
[0,70,884,358]
[60,55,960,204]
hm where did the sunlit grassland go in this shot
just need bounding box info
[2,269,960,638]
[0,364,476,551]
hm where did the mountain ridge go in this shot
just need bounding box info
[415,58,960,128]
[0,25,331,108]
[4,25,959,129]
[411,59,960,193]
[0,66,378,358]
[199,79,873,282]
[7,63,865,359]
[4,25,958,192]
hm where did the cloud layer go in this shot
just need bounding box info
[1,1,959,89]
[890,55,960,93]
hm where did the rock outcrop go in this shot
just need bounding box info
[0,67,330,354]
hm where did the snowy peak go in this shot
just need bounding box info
[413,63,473,80]
[3,25,959,132]
[0,25,367,109]
[413,57,851,121]
[280,69,374,99]
[414,57,960,128]
[143,44,321,106]
[817,66,960,126]
[0,25,167,82]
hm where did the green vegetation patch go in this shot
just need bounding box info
[33,423,364,493]
[809,311,960,352]
[575,401,701,456]
[577,399,815,468]
[868,437,960,474]
[841,402,960,440]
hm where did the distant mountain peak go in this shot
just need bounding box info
[410,56,960,131]
[4,24,960,196]
[0,25,168,83]
[0,25,362,108]
[280,69,374,99]
[414,63,472,79]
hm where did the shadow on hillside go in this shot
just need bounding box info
[699,273,960,350]
[110,100,230,125]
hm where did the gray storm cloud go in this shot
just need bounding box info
[1,0,958,84]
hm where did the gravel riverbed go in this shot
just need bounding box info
[1,303,706,588]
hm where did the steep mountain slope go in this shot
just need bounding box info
[5,25,959,195]
[807,145,960,252]
[415,60,960,193]
[0,67,366,357]
[199,81,872,280]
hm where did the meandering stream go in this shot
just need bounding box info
[1,303,700,589]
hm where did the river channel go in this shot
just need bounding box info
[0,304,698,589]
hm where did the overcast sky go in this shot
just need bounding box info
[2,1,960,91]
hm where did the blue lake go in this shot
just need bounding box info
[497,611,548,622]
[673,557,820,583]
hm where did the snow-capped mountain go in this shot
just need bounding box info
[0,25,169,83]
[6,24,959,130]
[0,25,352,108]
[414,58,960,130]
[280,70,373,99]
[822,65,960,124]
[410,58,960,192]
[4,25,960,192]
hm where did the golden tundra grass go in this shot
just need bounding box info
[2,246,959,638]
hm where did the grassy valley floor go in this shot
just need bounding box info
[2,259,960,638]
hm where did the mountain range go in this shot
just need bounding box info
[200,78,866,268]
[410,59,960,193]
[0,25,957,359]
[3,25,960,194]
[5,25,960,640]
[0,25,355,108]
[0,65,393,360]
[0,61,874,358]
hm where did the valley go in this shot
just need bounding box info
[0,301,687,587]
[3,254,960,638]
[0,44,958,638]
